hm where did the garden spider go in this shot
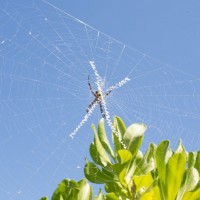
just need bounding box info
[87,75,111,118]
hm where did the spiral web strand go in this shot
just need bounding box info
[0,1,200,199]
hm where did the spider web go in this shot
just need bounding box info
[0,0,200,199]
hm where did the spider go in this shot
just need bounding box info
[87,75,111,118]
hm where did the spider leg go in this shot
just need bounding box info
[86,99,97,113]
[88,75,96,96]
[99,101,106,119]
[105,89,112,96]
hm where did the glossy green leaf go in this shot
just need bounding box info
[125,150,143,183]
[51,179,78,200]
[155,140,171,198]
[182,183,200,200]
[175,140,187,155]
[143,143,157,163]
[106,192,121,200]
[133,173,154,193]
[188,151,200,175]
[89,143,100,165]
[84,160,104,183]
[90,124,111,166]
[98,119,115,158]
[78,179,92,200]
[58,195,64,200]
[135,175,158,199]
[119,167,127,187]
[177,167,199,200]
[118,149,132,164]
[112,116,126,153]
[194,151,200,175]
[183,167,199,191]
[40,197,48,200]
[140,184,161,200]
[134,145,155,176]
[155,140,171,179]
[84,160,114,184]
[95,189,106,200]
[188,152,197,168]
[140,192,154,200]
[111,163,126,177]
[165,152,186,200]
[105,182,123,194]
[102,164,118,181]
[123,123,147,157]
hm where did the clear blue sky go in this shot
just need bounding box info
[61,0,200,75]
[0,1,200,200]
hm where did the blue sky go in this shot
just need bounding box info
[0,0,200,199]
[61,0,200,75]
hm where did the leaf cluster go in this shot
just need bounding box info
[41,117,200,200]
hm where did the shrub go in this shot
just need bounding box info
[41,117,200,200]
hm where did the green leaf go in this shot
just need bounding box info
[95,189,106,200]
[98,119,115,159]
[102,164,118,181]
[84,160,104,183]
[118,149,132,164]
[49,179,92,200]
[58,195,64,200]
[143,143,157,163]
[177,167,199,200]
[90,124,111,166]
[134,174,158,199]
[105,182,123,194]
[51,179,78,200]
[188,152,197,168]
[123,123,147,157]
[84,160,114,184]
[119,167,127,187]
[112,163,126,176]
[133,173,154,193]
[89,143,100,165]
[155,140,171,199]
[125,150,143,183]
[106,192,121,200]
[175,140,187,155]
[184,167,199,191]
[40,197,48,200]
[182,183,200,200]
[78,179,92,200]
[165,152,186,200]
[138,180,160,200]
[188,151,200,175]
[112,116,126,153]
[133,144,156,176]
[194,151,200,175]
[134,158,154,177]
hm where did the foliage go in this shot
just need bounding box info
[41,117,200,200]
[40,179,92,200]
